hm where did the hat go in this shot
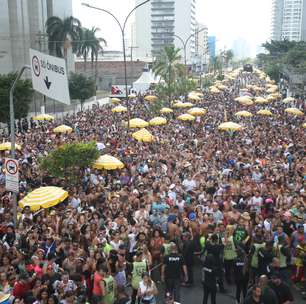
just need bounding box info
[167,214,176,223]
[188,212,196,221]
[169,184,175,190]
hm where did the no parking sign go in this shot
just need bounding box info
[5,158,19,193]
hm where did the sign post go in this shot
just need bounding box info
[5,158,19,193]
[29,48,70,105]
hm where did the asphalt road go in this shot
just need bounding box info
[154,261,304,304]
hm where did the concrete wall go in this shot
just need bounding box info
[75,61,147,90]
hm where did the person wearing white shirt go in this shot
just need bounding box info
[182,174,196,192]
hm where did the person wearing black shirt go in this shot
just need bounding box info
[182,232,195,286]
[205,234,226,293]
[234,248,249,304]
[161,242,187,303]
[269,272,294,304]
[202,254,217,304]
[258,241,275,276]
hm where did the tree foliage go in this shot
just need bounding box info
[76,27,106,73]
[46,16,82,58]
[69,73,96,108]
[40,142,99,183]
[153,45,184,103]
[0,73,33,123]
[257,40,306,81]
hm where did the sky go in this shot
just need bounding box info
[73,0,272,57]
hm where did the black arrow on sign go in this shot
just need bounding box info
[44,76,51,89]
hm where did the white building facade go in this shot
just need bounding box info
[0,0,73,74]
[271,0,306,41]
[135,0,197,64]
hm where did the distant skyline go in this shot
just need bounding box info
[74,0,272,57]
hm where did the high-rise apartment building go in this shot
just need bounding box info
[271,0,306,41]
[0,0,73,74]
[135,0,197,63]
[208,36,216,59]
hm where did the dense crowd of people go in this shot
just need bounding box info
[0,69,305,304]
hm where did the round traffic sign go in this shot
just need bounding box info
[5,159,18,175]
[32,55,40,77]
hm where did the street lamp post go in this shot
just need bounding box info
[173,27,206,68]
[9,65,30,226]
[82,1,151,128]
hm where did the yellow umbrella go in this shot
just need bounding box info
[32,114,54,121]
[188,94,201,101]
[132,128,154,142]
[93,154,124,170]
[187,107,207,116]
[144,95,158,102]
[235,97,254,106]
[217,84,227,90]
[285,107,304,116]
[0,142,21,151]
[112,105,127,113]
[128,118,149,128]
[160,107,173,114]
[149,117,167,126]
[53,125,73,133]
[283,97,295,103]
[267,94,278,101]
[235,111,253,118]
[210,86,221,93]
[182,102,194,108]
[303,122,306,128]
[173,101,193,108]
[266,87,278,94]
[177,113,195,121]
[111,97,121,104]
[257,109,273,116]
[128,94,137,99]
[218,121,243,131]
[255,97,269,104]
[196,92,204,98]
[19,186,68,212]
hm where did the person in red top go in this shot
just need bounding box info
[92,264,105,304]
[12,272,34,299]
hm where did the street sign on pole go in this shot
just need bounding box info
[5,158,19,193]
[29,48,70,105]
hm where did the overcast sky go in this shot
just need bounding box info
[74,0,272,56]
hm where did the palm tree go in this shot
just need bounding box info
[153,45,183,103]
[77,27,107,79]
[46,16,81,61]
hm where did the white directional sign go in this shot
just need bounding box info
[5,158,19,193]
[29,48,70,105]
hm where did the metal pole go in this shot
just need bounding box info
[9,65,30,227]
[122,31,130,127]
[82,0,151,129]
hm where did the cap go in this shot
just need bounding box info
[169,184,175,190]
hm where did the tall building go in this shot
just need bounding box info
[0,0,73,74]
[135,0,197,63]
[271,0,306,41]
[232,38,251,59]
[194,23,208,72]
[208,36,216,59]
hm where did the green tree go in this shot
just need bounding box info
[77,27,107,76]
[46,16,81,59]
[153,45,184,103]
[40,141,99,184]
[0,73,33,123]
[69,73,96,109]
[224,49,234,67]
